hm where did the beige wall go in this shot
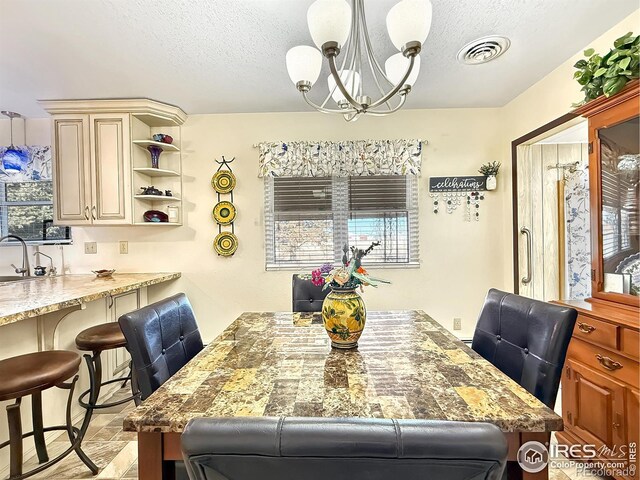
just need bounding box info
[0,109,505,341]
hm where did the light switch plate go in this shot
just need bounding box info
[84,242,97,254]
[453,318,462,330]
[119,241,128,254]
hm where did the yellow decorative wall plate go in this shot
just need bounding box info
[212,201,236,225]
[213,232,238,256]
[211,171,236,193]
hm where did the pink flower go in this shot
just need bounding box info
[311,269,325,287]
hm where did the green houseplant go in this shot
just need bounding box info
[573,32,639,106]
[479,161,501,191]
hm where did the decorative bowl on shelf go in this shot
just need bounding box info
[143,210,169,222]
[92,269,115,278]
[152,133,174,144]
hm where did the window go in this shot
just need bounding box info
[265,175,418,268]
[601,168,634,260]
[0,181,71,244]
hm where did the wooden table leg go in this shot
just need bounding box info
[138,432,164,480]
[505,432,551,480]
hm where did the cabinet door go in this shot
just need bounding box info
[52,115,92,224]
[567,360,627,456]
[109,290,139,376]
[89,113,131,224]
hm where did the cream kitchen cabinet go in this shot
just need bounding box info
[42,98,187,226]
[52,113,132,225]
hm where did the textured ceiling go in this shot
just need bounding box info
[0,0,637,117]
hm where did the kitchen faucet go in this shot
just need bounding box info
[0,234,31,276]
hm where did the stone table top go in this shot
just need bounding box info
[0,272,181,326]
[124,310,562,433]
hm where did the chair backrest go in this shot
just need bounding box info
[181,417,507,480]
[118,293,203,400]
[471,288,577,408]
[292,274,329,312]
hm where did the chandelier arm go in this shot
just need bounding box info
[320,5,357,110]
[302,91,357,115]
[365,93,408,116]
[368,55,416,109]
[327,55,363,111]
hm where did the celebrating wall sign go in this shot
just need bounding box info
[428,176,487,192]
[428,176,488,222]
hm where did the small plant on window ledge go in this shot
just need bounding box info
[479,161,500,191]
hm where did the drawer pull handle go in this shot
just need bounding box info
[595,354,622,371]
[578,322,596,334]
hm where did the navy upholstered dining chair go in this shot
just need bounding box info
[118,293,204,401]
[292,274,329,312]
[471,288,577,408]
[181,417,508,480]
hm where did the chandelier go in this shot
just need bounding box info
[285,0,432,122]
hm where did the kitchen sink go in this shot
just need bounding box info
[0,275,40,283]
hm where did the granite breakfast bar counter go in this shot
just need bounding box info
[0,272,181,476]
[125,310,562,480]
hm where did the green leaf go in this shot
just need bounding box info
[603,76,627,97]
[583,48,595,57]
[614,32,633,48]
[619,56,631,70]
[574,59,588,69]
[594,67,607,77]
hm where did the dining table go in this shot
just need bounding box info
[124,310,563,480]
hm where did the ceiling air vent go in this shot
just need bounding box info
[457,36,511,65]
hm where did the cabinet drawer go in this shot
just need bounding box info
[573,314,619,350]
[568,338,639,389]
[622,329,639,359]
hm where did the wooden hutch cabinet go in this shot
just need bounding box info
[556,81,639,480]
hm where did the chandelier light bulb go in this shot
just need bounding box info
[308,0,352,49]
[386,0,433,51]
[286,45,323,86]
[385,53,421,86]
[328,70,361,104]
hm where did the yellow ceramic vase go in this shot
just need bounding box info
[321,288,367,349]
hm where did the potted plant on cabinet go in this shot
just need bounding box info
[572,31,639,106]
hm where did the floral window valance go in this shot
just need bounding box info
[258,139,422,177]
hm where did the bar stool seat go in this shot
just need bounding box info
[0,351,80,401]
[0,350,97,479]
[75,322,127,351]
[75,322,139,414]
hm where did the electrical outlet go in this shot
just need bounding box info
[84,242,97,254]
[453,318,462,330]
[119,241,128,254]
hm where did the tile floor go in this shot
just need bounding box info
[8,387,601,480]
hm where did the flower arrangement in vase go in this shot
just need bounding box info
[479,161,501,191]
[310,242,389,349]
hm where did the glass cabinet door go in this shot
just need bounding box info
[597,115,639,297]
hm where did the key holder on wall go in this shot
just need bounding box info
[211,156,239,256]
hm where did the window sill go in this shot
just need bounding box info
[266,262,420,272]
[0,240,73,247]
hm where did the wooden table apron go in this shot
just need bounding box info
[125,311,562,480]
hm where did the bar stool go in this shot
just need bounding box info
[75,322,140,414]
[0,350,98,479]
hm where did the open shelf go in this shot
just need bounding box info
[133,167,180,177]
[134,195,181,202]
[132,140,180,152]
[133,222,182,226]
